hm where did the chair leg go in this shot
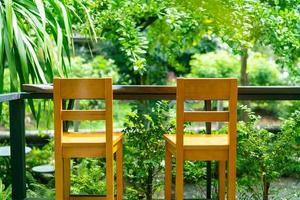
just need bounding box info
[218,161,226,200]
[63,158,71,200]
[165,144,172,200]
[55,154,63,200]
[227,157,236,200]
[116,142,123,200]
[106,153,114,199]
[175,152,184,200]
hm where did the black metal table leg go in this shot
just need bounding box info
[9,99,26,200]
[205,100,212,199]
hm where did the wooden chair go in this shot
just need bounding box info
[164,78,237,200]
[54,78,123,200]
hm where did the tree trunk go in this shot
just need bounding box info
[240,47,250,121]
[263,176,270,200]
[146,168,153,200]
[240,48,249,86]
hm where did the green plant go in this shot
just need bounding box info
[188,50,240,79]
[182,161,206,183]
[71,158,106,195]
[278,110,300,176]
[236,105,297,200]
[0,179,11,200]
[0,0,74,92]
[27,140,54,169]
[123,100,175,200]
[248,53,283,86]
[26,178,55,198]
[69,55,119,82]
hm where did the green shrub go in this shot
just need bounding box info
[69,56,119,83]
[189,50,283,86]
[248,53,283,86]
[123,101,175,200]
[236,105,298,200]
[27,140,54,169]
[278,110,300,176]
[71,158,106,195]
[0,179,11,200]
[189,50,240,79]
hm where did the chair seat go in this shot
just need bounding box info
[62,132,123,147]
[164,134,229,150]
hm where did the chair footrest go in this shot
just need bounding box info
[70,194,117,200]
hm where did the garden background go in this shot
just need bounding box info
[0,0,299,199]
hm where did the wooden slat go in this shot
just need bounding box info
[70,195,117,200]
[61,110,106,121]
[184,111,229,122]
[182,78,233,100]
[175,78,184,200]
[59,78,106,99]
[184,149,228,161]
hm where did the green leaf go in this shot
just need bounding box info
[0,5,5,94]
[12,10,29,83]
[4,0,13,48]
[4,27,18,91]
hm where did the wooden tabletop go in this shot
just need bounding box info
[22,84,300,100]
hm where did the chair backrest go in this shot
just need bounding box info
[53,78,113,148]
[176,78,237,151]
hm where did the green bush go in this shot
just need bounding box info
[69,56,119,83]
[188,50,240,79]
[71,158,106,195]
[236,105,298,200]
[0,179,11,200]
[248,53,283,86]
[278,110,300,176]
[189,50,283,86]
[123,101,175,200]
[27,140,54,169]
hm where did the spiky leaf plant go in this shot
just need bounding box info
[0,0,73,92]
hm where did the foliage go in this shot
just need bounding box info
[248,53,283,86]
[189,50,240,79]
[237,105,298,200]
[0,101,9,128]
[0,179,11,200]
[189,50,283,86]
[0,155,10,192]
[71,0,217,84]
[278,110,300,175]
[26,177,54,198]
[0,0,73,92]
[69,55,119,82]
[176,0,300,70]
[71,158,106,195]
[123,100,175,199]
[257,0,300,69]
[182,161,206,183]
[73,0,299,84]
[27,140,54,169]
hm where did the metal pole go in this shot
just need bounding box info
[9,99,26,200]
[205,100,212,199]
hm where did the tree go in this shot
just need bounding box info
[174,0,300,84]
[72,0,217,84]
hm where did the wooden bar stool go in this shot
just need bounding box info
[164,78,237,200]
[54,78,123,200]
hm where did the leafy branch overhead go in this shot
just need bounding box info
[175,0,300,68]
